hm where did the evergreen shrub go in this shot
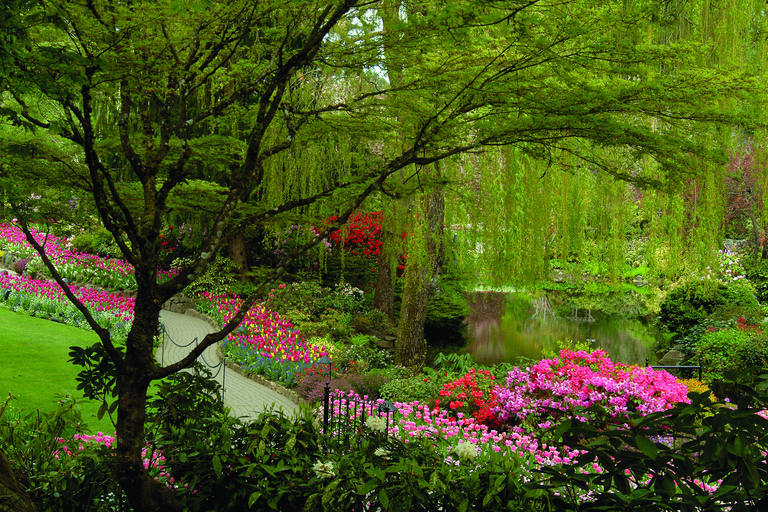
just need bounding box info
[658,279,759,337]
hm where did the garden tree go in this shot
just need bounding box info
[0,0,763,510]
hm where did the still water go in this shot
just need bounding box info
[462,292,658,366]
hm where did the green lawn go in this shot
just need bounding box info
[0,308,114,433]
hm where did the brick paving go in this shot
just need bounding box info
[157,310,300,420]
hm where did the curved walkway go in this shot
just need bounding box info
[157,310,300,420]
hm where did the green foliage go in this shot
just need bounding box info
[696,327,753,381]
[70,231,97,254]
[423,281,470,346]
[183,255,240,297]
[746,258,768,303]
[0,394,129,512]
[351,307,392,333]
[146,364,225,435]
[156,410,322,512]
[263,281,324,315]
[68,342,122,424]
[736,337,768,370]
[379,371,458,405]
[337,344,393,371]
[540,375,768,511]
[317,281,366,314]
[658,279,760,337]
[350,332,376,346]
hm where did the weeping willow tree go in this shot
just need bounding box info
[442,0,766,295]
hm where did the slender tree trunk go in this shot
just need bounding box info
[0,449,38,512]
[396,168,444,371]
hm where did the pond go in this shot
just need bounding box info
[460,291,659,366]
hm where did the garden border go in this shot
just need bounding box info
[194,310,304,407]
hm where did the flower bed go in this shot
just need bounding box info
[494,349,691,433]
[0,272,134,340]
[0,223,178,290]
[197,292,327,386]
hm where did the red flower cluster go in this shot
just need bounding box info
[325,211,382,258]
[436,368,499,428]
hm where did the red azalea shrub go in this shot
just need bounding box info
[325,212,383,258]
[436,368,500,428]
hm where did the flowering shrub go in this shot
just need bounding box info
[493,350,690,434]
[436,368,498,427]
[325,211,383,258]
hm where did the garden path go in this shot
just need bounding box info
[156,310,300,419]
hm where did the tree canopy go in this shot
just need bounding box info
[0,0,765,510]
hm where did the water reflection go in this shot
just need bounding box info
[464,292,657,366]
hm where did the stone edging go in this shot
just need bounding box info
[183,308,304,408]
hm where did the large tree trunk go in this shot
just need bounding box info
[0,449,38,512]
[228,228,249,276]
[396,171,444,371]
[373,202,403,321]
[116,282,182,512]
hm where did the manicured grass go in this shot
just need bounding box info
[0,308,114,433]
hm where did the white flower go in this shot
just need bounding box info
[374,447,390,457]
[312,460,335,480]
[365,415,387,433]
[453,442,478,460]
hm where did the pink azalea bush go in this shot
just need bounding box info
[493,349,691,432]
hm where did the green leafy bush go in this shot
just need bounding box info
[424,283,470,346]
[541,379,768,511]
[746,257,768,303]
[70,231,98,254]
[658,279,759,337]
[379,372,457,405]
[338,344,392,370]
[183,255,240,297]
[696,327,752,381]
[263,281,324,315]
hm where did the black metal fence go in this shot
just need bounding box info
[322,384,399,449]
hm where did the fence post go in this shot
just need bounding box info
[323,382,330,431]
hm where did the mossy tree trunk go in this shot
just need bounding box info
[396,165,444,371]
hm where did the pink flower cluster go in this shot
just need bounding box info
[327,391,585,466]
[493,349,690,428]
[56,433,169,475]
[199,292,326,363]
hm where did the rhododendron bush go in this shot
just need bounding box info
[493,349,691,433]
